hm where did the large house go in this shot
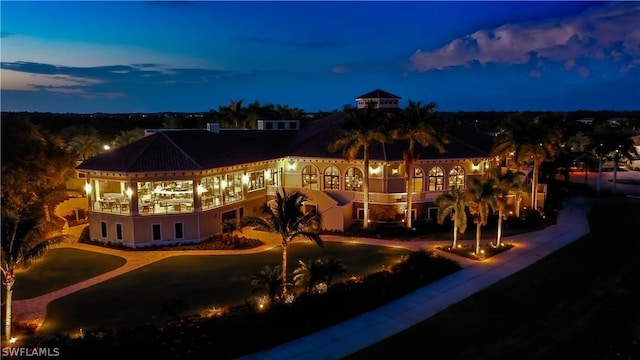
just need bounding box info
[76,90,506,248]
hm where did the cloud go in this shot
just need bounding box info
[331,65,352,74]
[410,2,640,72]
[529,70,542,78]
[0,61,232,98]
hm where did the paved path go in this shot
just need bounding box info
[12,195,591,359]
[239,196,592,360]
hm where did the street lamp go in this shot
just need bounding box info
[596,143,603,195]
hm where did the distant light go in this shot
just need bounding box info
[103,145,110,150]
[9,337,17,344]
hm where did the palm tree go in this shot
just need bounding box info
[321,256,346,287]
[492,115,560,210]
[293,259,325,294]
[113,129,144,148]
[391,100,448,228]
[464,177,500,254]
[490,168,525,246]
[435,187,468,249]
[251,265,282,304]
[1,215,69,340]
[329,105,389,229]
[67,133,103,161]
[240,188,322,298]
[592,124,638,195]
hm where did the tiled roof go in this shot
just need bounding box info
[76,130,295,173]
[355,89,401,100]
[77,116,494,174]
[288,113,492,161]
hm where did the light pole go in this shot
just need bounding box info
[596,143,603,195]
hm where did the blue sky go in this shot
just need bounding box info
[1,1,638,113]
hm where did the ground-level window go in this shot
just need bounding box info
[222,209,237,222]
[174,222,184,240]
[323,166,340,190]
[152,224,161,241]
[356,208,364,220]
[428,166,445,191]
[101,221,108,239]
[116,223,123,241]
[428,207,439,221]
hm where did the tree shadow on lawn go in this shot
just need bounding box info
[39,242,412,335]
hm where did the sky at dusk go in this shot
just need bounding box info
[1,1,639,114]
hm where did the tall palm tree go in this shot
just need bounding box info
[391,100,448,228]
[1,215,69,340]
[464,177,500,254]
[250,265,282,304]
[490,168,525,246]
[329,105,389,229]
[240,188,322,298]
[492,115,560,210]
[435,187,468,249]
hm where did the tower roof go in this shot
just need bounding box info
[355,89,401,100]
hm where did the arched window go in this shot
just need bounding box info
[449,165,465,189]
[412,167,424,192]
[428,166,444,191]
[302,165,319,190]
[345,167,363,191]
[323,166,340,190]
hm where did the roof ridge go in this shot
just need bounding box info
[159,132,204,170]
[121,134,158,172]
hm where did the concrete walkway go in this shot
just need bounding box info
[239,196,592,360]
[12,196,591,359]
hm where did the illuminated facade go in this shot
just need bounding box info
[76,91,496,247]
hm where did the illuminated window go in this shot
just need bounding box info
[428,166,444,191]
[248,171,265,191]
[412,167,424,192]
[323,166,340,190]
[345,167,363,191]
[302,165,319,190]
[449,165,465,190]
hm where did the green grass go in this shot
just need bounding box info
[41,242,411,334]
[13,248,127,300]
[348,196,640,360]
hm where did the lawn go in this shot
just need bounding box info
[12,248,127,300]
[347,196,640,360]
[40,242,411,334]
